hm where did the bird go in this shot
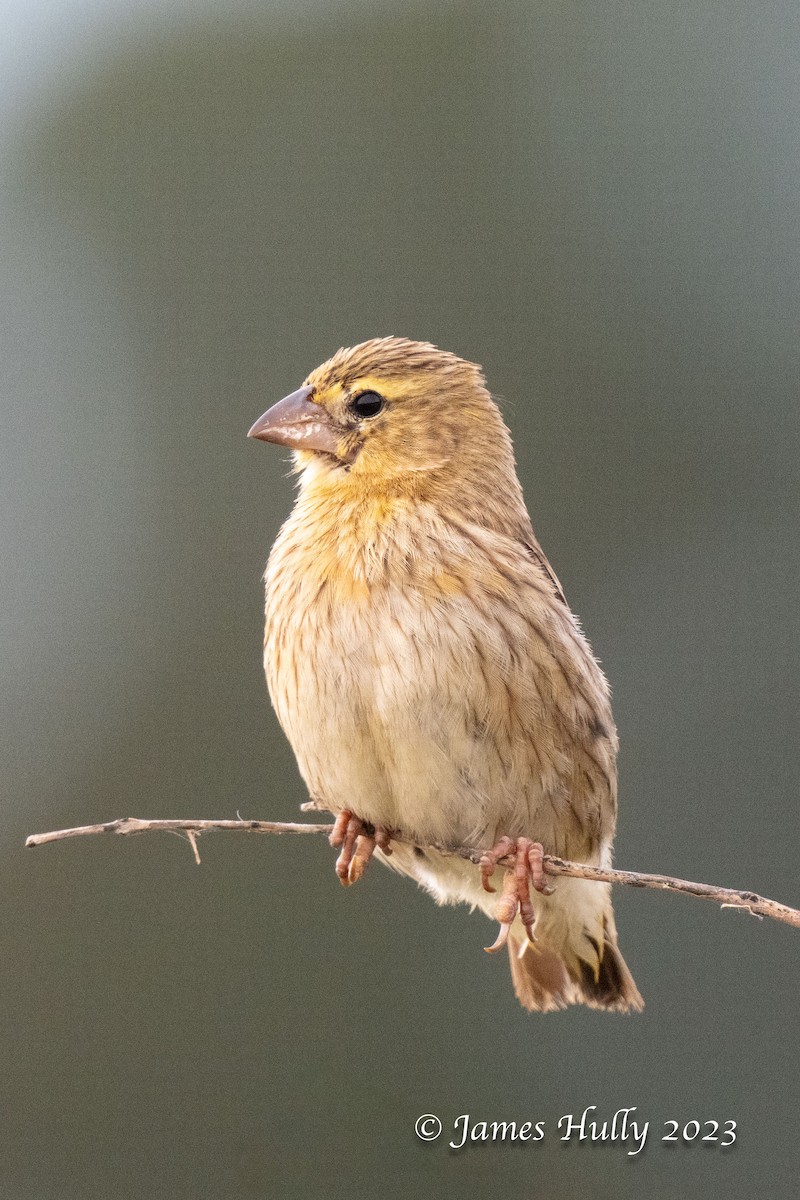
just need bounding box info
[248,337,643,1012]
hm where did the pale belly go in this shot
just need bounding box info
[265,580,598,857]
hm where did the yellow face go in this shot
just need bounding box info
[300,369,439,472]
[248,336,503,486]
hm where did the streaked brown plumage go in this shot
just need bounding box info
[249,337,643,1012]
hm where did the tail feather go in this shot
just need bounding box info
[507,939,580,1012]
[576,933,643,1012]
[508,923,643,1014]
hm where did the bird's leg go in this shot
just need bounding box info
[480,836,555,953]
[329,810,393,886]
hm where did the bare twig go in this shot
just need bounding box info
[25,817,334,846]
[24,816,800,930]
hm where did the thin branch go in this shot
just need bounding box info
[25,817,334,846]
[24,816,800,930]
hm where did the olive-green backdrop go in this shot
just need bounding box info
[2,1,798,1197]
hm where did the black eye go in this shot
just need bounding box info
[349,391,385,419]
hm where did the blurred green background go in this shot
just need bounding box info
[2,0,798,1196]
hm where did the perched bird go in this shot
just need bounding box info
[248,337,643,1012]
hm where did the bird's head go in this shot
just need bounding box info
[248,337,520,504]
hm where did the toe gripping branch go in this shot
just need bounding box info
[479,837,555,953]
[328,817,554,954]
[329,811,393,886]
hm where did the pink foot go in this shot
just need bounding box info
[329,810,393,886]
[479,837,555,953]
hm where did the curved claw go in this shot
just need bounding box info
[484,922,513,953]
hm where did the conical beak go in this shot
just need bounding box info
[247,385,341,455]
